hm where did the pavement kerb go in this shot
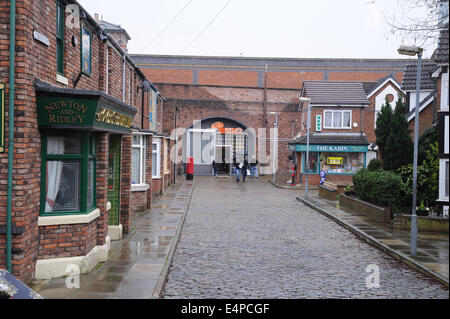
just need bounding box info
[268,180,318,190]
[297,196,449,289]
[152,181,195,299]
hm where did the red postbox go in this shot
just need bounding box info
[186,157,194,180]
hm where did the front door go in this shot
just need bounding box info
[108,135,121,225]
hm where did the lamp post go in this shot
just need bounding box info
[398,45,423,257]
[269,112,278,184]
[299,97,311,199]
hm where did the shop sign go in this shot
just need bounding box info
[316,115,322,132]
[81,27,91,75]
[37,96,134,133]
[327,157,343,165]
[211,121,243,135]
[0,83,4,153]
[295,145,368,153]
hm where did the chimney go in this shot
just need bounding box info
[94,13,99,22]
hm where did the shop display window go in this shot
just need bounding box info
[321,152,365,174]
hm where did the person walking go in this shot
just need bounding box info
[212,160,218,177]
[290,160,297,185]
[241,157,249,182]
[250,158,259,179]
[235,156,241,182]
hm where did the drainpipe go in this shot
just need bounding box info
[122,54,126,103]
[6,0,16,273]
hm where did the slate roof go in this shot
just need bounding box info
[98,19,131,40]
[401,62,438,91]
[290,133,369,146]
[302,81,370,106]
[361,74,401,96]
[434,27,449,64]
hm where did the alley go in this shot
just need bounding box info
[162,177,449,299]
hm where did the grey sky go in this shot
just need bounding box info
[78,0,436,59]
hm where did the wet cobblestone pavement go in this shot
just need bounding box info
[162,177,449,299]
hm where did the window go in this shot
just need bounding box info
[324,110,352,129]
[152,138,161,178]
[303,152,319,174]
[321,152,365,174]
[56,1,64,74]
[132,135,146,185]
[41,134,96,215]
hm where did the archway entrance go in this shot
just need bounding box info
[183,117,255,176]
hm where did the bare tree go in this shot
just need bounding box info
[377,0,448,49]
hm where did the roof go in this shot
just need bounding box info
[401,62,438,91]
[302,81,370,106]
[434,27,449,64]
[290,133,370,146]
[98,19,131,40]
[362,74,402,97]
[406,92,434,120]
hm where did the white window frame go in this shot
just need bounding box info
[132,134,147,187]
[323,110,352,129]
[152,138,161,179]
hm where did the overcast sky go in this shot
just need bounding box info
[77,0,437,59]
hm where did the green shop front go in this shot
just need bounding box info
[289,133,369,186]
[35,80,137,258]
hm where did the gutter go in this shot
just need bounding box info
[6,0,16,273]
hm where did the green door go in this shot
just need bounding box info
[108,135,121,225]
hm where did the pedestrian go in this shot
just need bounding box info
[250,158,259,179]
[212,160,218,177]
[232,155,237,175]
[235,157,241,182]
[241,157,249,182]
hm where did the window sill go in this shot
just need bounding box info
[152,176,161,180]
[131,184,150,192]
[38,208,100,226]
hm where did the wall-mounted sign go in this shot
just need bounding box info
[0,83,4,153]
[211,121,243,135]
[108,154,115,190]
[327,157,343,165]
[33,30,50,46]
[81,27,91,75]
[149,89,158,131]
[316,115,322,132]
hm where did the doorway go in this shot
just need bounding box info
[108,135,121,225]
[215,145,232,175]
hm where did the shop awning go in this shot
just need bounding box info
[35,79,137,134]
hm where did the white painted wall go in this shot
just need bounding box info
[366,150,378,165]
[374,85,401,128]
[408,90,433,112]
[441,71,449,111]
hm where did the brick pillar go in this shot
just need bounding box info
[120,135,132,233]
[95,133,109,245]
[146,135,153,209]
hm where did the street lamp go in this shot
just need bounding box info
[299,97,311,199]
[398,44,423,257]
[269,112,278,184]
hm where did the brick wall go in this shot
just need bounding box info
[0,0,154,282]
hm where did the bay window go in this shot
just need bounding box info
[41,133,96,215]
[132,135,147,185]
[152,138,161,178]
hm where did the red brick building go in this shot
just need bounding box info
[131,55,413,183]
[0,0,172,283]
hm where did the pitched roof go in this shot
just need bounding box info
[361,74,402,97]
[302,81,369,105]
[401,62,438,91]
[290,133,369,145]
[434,27,449,64]
[98,19,131,40]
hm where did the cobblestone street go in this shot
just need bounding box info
[162,177,449,299]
